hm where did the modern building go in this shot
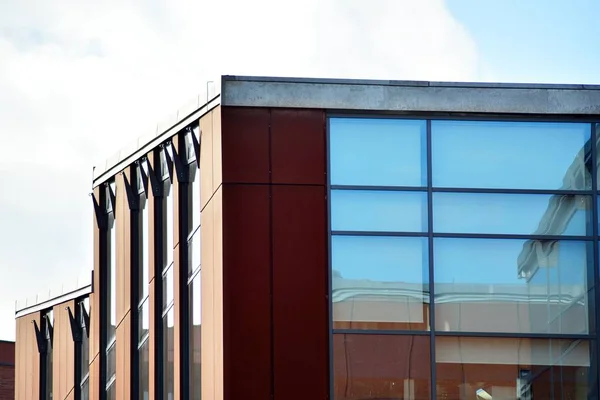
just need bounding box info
[0,340,14,400]
[13,76,600,400]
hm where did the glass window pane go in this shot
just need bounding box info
[109,213,117,343]
[140,200,149,301]
[164,184,174,268]
[80,302,89,383]
[106,342,116,382]
[432,120,591,190]
[163,309,174,400]
[139,338,149,400]
[436,337,591,400]
[330,118,427,187]
[433,193,592,236]
[332,235,429,331]
[80,377,89,400]
[106,382,116,400]
[188,228,201,278]
[163,265,173,311]
[189,274,201,400]
[333,334,430,400]
[434,238,592,334]
[192,164,201,232]
[331,190,427,232]
[138,298,149,343]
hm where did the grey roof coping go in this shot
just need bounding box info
[93,75,600,188]
[222,75,600,90]
[221,75,600,114]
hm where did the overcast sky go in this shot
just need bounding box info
[1,0,599,340]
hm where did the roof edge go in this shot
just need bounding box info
[222,75,600,90]
[15,280,92,318]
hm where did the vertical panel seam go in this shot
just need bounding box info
[268,108,275,400]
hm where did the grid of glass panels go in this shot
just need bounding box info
[330,117,598,399]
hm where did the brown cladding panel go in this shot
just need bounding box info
[272,185,329,400]
[221,107,270,184]
[212,106,223,191]
[15,314,40,400]
[200,196,216,400]
[116,171,132,325]
[271,109,326,185]
[213,187,224,400]
[200,110,214,210]
[89,355,100,400]
[53,300,76,400]
[222,184,271,400]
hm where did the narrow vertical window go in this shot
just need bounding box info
[160,145,175,397]
[136,162,150,400]
[41,309,54,400]
[105,180,117,396]
[79,298,90,400]
[186,126,201,399]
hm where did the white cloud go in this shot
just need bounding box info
[0,0,482,340]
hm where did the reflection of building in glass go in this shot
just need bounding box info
[12,77,600,400]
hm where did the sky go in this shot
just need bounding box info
[0,0,599,341]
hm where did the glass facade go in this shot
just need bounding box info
[330,117,597,399]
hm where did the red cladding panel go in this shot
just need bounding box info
[272,185,329,400]
[222,184,272,400]
[0,342,14,364]
[271,109,326,185]
[221,107,270,184]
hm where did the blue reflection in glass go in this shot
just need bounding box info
[330,118,427,186]
[434,238,591,334]
[432,120,591,190]
[332,235,428,284]
[332,235,429,328]
[332,190,427,232]
[433,193,592,236]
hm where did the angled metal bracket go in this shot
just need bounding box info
[124,172,140,210]
[92,192,107,230]
[33,320,45,354]
[67,306,82,342]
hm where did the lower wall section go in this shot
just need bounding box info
[0,364,14,400]
[272,185,329,400]
[221,183,329,400]
[222,184,272,400]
